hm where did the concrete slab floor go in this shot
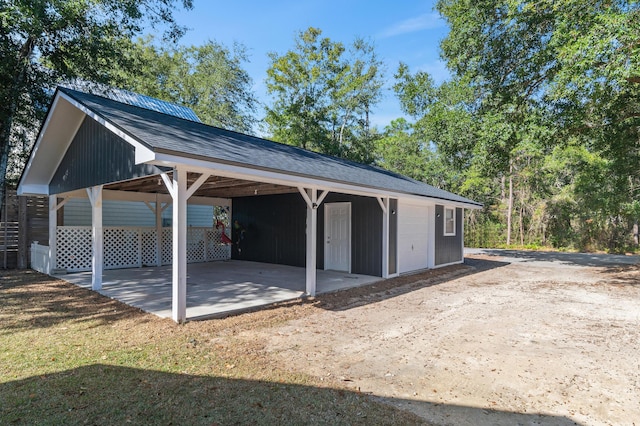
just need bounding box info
[55,260,381,320]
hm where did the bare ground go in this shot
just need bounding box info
[237,252,640,425]
[3,251,639,425]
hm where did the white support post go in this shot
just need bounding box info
[381,197,390,278]
[461,208,465,260]
[154,195,163,266]
[303,188,318,296]
[87,185,104,290]
[48,195,58,274]
[171,168,188,323]
[427,204,436,268]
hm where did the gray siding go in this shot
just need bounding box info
[231,192,383,277]
[318,194,382,277]
[49,116,163,194]
[231,193,306,267]
[434,205,463,265]
[389,198,398,275]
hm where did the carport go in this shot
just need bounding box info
[18,87,480,323]
[57,260,380,319]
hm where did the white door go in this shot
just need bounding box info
[398,201,429,273]
[324,202,351,272]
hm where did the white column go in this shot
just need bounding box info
[172,168,188,323]
[155,195,163,267]
[87,186,103,290]
[48,195,57,274]
[381,197,390,278]
[305,188,318,296]
[427,204,436,268]
[460,208,465,260]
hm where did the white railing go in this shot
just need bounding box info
[30,241,51,274]
[55,226,231,272]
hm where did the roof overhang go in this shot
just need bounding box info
[17,90,156,196]
[151,151,482,210]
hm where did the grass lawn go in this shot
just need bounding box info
[0,270,426,425]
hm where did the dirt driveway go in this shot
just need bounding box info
[241,249,640,425]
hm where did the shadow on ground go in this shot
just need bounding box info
[0,365,582,426]
[0,270,151,335]
[314,257,509,312]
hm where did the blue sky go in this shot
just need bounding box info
[164,0,450,130]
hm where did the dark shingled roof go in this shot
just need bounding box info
[59,87,481,207]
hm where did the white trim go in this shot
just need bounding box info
[303,188,319,296]
[433,260,464,268]
[170,167,188,323]
[381,197,389,278]
[316,190,329,206]
[19,96,64,196]
[444,206,456,236]
[427,205,436,269]
[87,185,104,290]
[161,172,175,198]
[54,187,230,208]
[298,186,312,208]
[17,184,50,196]
[376,196,387,214]
[186,173,210,199]
[461,208,465,260]
[48,196,57,274]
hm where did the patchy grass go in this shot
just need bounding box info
[0,270,428,425]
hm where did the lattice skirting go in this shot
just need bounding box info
[56,226,231,272]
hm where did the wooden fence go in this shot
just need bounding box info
[0,189,49,269]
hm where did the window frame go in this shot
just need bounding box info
[443,206,456,236]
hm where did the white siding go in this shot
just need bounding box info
[64,198,213,227]
[397,201,429,273]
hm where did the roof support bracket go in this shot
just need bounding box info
[160,172,175,198]
[186,173,210,199]
[376,196,388,214]
[298,187,328,209]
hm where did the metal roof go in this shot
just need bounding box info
[59,87,481,207]
[60,83,201,122]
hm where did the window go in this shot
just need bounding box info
[444,207,456,236]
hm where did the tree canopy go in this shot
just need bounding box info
[264,27,384,163]
[120,37,258,133]
[1,0,192,202]
[384,0,640,250]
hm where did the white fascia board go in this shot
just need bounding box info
[17,184,50,196]
[18,96,62,195]
[58,92,156,164]
[152,152,482,209]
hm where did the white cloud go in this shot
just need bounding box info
[379,13,445,39]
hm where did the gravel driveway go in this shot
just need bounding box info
[246,249,640,425]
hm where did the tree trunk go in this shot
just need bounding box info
[634,221,638,246]
[519,205,524,246]
[506,164,513,246]
[0,36,37,215]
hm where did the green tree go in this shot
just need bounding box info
[121,37,258,133]
[1,0,192,205]
[431,0,640,250]
[265,27,384,163]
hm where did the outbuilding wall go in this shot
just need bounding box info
[434,205,464,265]
[231,192,383,277]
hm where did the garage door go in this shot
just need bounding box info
[398,201,429,273]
